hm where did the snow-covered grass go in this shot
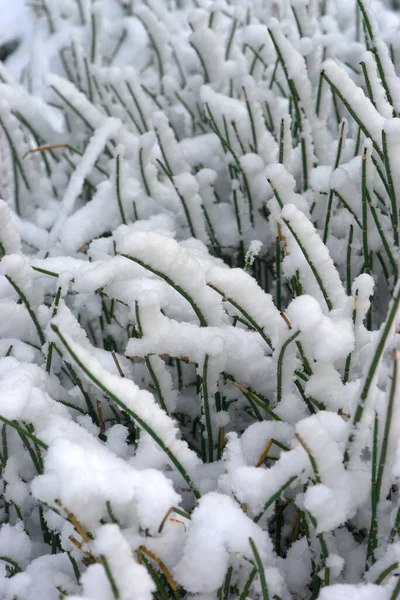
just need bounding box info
[1,0,400,598]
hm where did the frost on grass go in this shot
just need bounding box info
[1,0,400,599]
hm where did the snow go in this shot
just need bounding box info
[359,0,400,114]
[48,118,122,251]
[0,0,32,79]
[0,522,32,569]
[286,295,324,332]
[50,317,201,477]
[116,230,223,326]
[219,438,311,515]
[31,434,181,532]
[188,11,225,86]
[3,554,77,600]
[266,163,310,216]
[207,264,286,348]
[297,413,356,532]
[360,51,393,119]
[322,59,385,149]
[268,18,328,163]
[318,583,389,600]
[0,200,21,254]
[135,5,172,91]
[174,492,274,593]
[283,537,312,594]
[125,295,272,390]
[82,525,155,600]
[286,295,354,362]
[280,203,348,310]
[59,181,119,252]
[245,239,263,268]
[239,421,293,466]
[305,363,347,411]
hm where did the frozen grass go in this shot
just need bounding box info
[1,0,400,598]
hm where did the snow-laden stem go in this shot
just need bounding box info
[254,475,298,524]
[295,434,331,585]
[46,286,62,373]
[0,113,29,214]
[110,84,142,133]
[190,41,210,83]
[361,146,371,275]
[389,505,400,545]
[15,426,44,474]
[51,324,201,500]
[199,354,213,463]
[239,567,257,600]
[0,424,9,522]
[158,506,191,534]
[295,380,320,414]
[120,254,208,327]
[360,61,375,108]
[344,279,400,466]
[275,239,282,310]
[155,157,196,237]
[225,19,237,61]
[126,82,149,132]
[207,283,273,349]
[139,146,151,196]
[366,412,379,566]
[321,67,384,161]
[243,86,258,154]
[382,129,399,247]
[100,556,120,599]
[204,103,255,227]
[309,511,330,588]
[137,546,179,598]
[268,28,302,136]
[343,289,357,384]
[323,120,346,243]
[281,214,334,311]
[139,554,167,599]
[296,434,321,483]
[300,135,309,192]
[390,577,400,600]
[75,0,85,25]
[4,275,45,346]
[0,416,48,450]
[375,561,399,585]
[135,302,169,414]
[226,374,279,421]
[356,0,396,114]
[0,556,21,574]
[376,351,398,498]
[370,351,399,553]
[41,0,55,33]
[247,44,267,77]
[135,11,168,94]
[53,344,98,423]
[277,331,300,404]
[268,179,283,208]
[278,117,285,165]
[49,85,94,132]
[367,191,398,279]
[249,537,269,600]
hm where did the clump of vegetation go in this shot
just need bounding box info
[1,1,400,599]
